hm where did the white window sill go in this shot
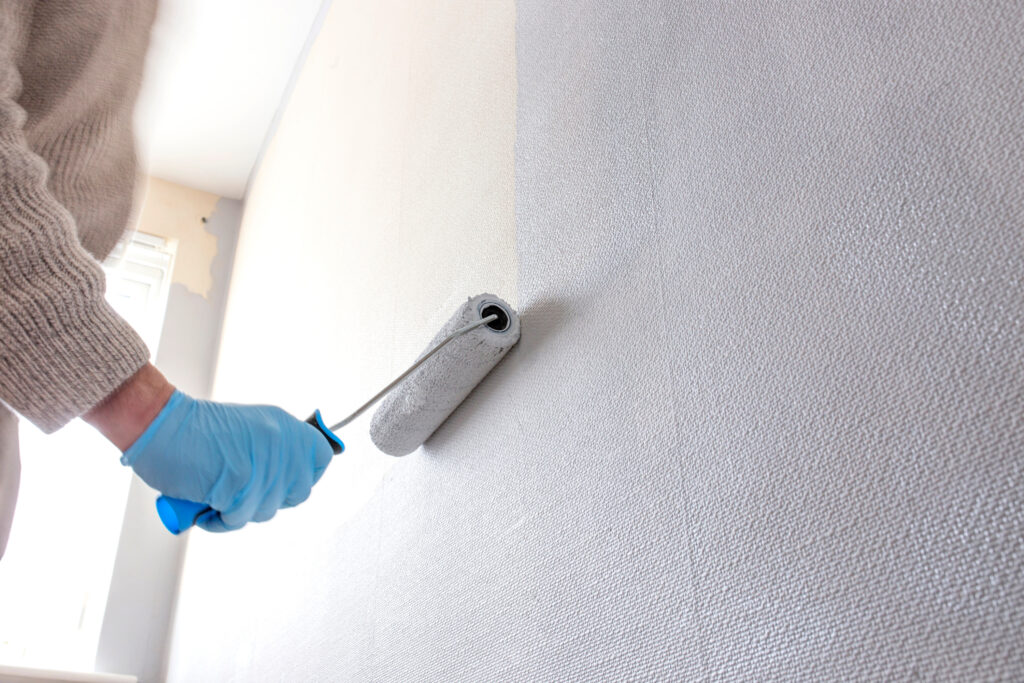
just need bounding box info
[0,664,136,683]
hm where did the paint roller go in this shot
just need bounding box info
[155,293,520,533]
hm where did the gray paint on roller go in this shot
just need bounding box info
[370,294,521,456]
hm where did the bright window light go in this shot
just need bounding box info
[0,232,176,671]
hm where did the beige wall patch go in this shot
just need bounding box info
[135,177,221,298]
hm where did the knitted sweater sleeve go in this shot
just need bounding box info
[0,16,151,433]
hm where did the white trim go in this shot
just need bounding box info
[0,664,136,683]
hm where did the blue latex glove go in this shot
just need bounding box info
[121,390,334,532]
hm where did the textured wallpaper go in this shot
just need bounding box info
[167,1,1023,680]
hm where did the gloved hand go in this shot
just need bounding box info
[120,390,335,532]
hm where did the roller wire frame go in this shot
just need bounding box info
[329,313,499,430]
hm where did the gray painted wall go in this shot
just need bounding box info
[95,197,242,683]
[166,2,1023,680]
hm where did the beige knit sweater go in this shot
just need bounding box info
[1,0,157,433]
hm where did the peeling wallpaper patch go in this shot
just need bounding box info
[134,176,220,298]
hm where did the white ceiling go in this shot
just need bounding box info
[133,0,325,199]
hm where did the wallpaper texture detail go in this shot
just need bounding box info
[509,2,1022,677]
[168,1,1023,680]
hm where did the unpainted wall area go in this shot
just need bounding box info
[167,0,517,678]
[167,1,1023,680]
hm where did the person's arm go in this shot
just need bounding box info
[1,6,337,532]
[83,364,175,450]
[0,6,150,433]
[84,363,339,532]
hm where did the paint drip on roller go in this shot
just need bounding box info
[370,293,520,456]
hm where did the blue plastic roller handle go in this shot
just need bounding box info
[153,409,344,534]
[156,496,209,535]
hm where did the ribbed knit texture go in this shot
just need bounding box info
[1,0,157,432]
